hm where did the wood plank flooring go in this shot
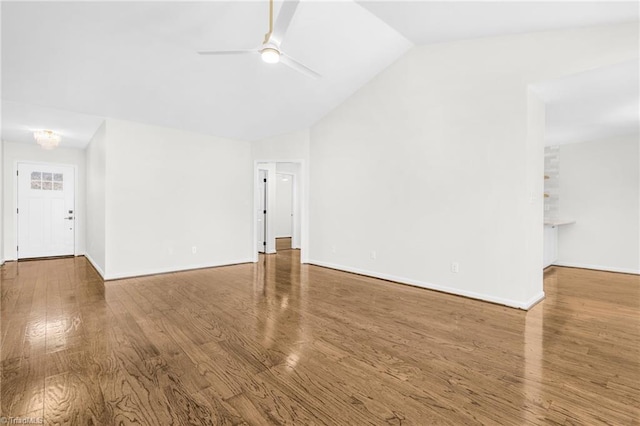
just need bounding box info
[1,253,638,425]
[275,238,292,251]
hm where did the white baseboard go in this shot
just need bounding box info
[84,253,106,279]
[523,291,546,309]
[103,258,254,281]
[552,261,640,275]
[308,259,543,310]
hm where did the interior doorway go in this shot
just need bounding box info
[254,161,305,261]
[275,173,294,251]
[17,162,75,259]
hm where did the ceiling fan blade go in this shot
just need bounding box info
[198,50,255,56]
[269,0,300,46]
[280,53,320,79]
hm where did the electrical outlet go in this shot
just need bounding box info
[370,251,377,260]
[451,262,459,273]
[331,245,336,254]
[192,246,197,254]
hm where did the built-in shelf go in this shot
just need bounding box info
[544,146,559,219]
[544,219,575,226]
[543,146,563,269]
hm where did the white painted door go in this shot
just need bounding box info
[275,173,293,237]
[257,170,267,253]
[17,163,75,259]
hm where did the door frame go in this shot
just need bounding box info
[14,161,79,259]
[253,159,308,263]
[257,169,268,254]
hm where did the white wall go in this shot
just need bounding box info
[2,141,86,260]
[252,129,310,161]
[103,118,253,279]
[0,6,3,265]
[525,89,546,298]
[85,121,107,276]
[0,140,4,264]
[556,134,639,274]
[308,23,638,309]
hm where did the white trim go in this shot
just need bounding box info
[103,258,254,281]
[523,291,546,310]
[84,253,105,279]
[552,261,640,275]
[308,259,544,310]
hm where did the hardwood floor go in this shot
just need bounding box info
[275,238,292,251]
[1,253,638,425]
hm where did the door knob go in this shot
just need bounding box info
[64,216,74,220]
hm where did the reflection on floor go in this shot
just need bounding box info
[0,253,638,424]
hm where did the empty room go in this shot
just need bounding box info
[1,1,639,424]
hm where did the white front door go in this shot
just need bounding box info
[17,163,75,259]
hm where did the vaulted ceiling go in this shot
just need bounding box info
[2,1,638,147]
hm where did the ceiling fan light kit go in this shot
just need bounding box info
[260,47,281,64]
[198,0,320,79]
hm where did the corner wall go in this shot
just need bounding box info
[85,121,107,276]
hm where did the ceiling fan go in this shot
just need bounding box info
[198,0,320,79]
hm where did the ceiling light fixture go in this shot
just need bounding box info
[198,0,321,78]
[260,47,280,64]
[33,130,61,150]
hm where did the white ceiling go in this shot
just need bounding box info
[1,101,105,150]
[357,1,639,45]
[534,60,639,146]
[1,1,412,145]
[2,1,638,148]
